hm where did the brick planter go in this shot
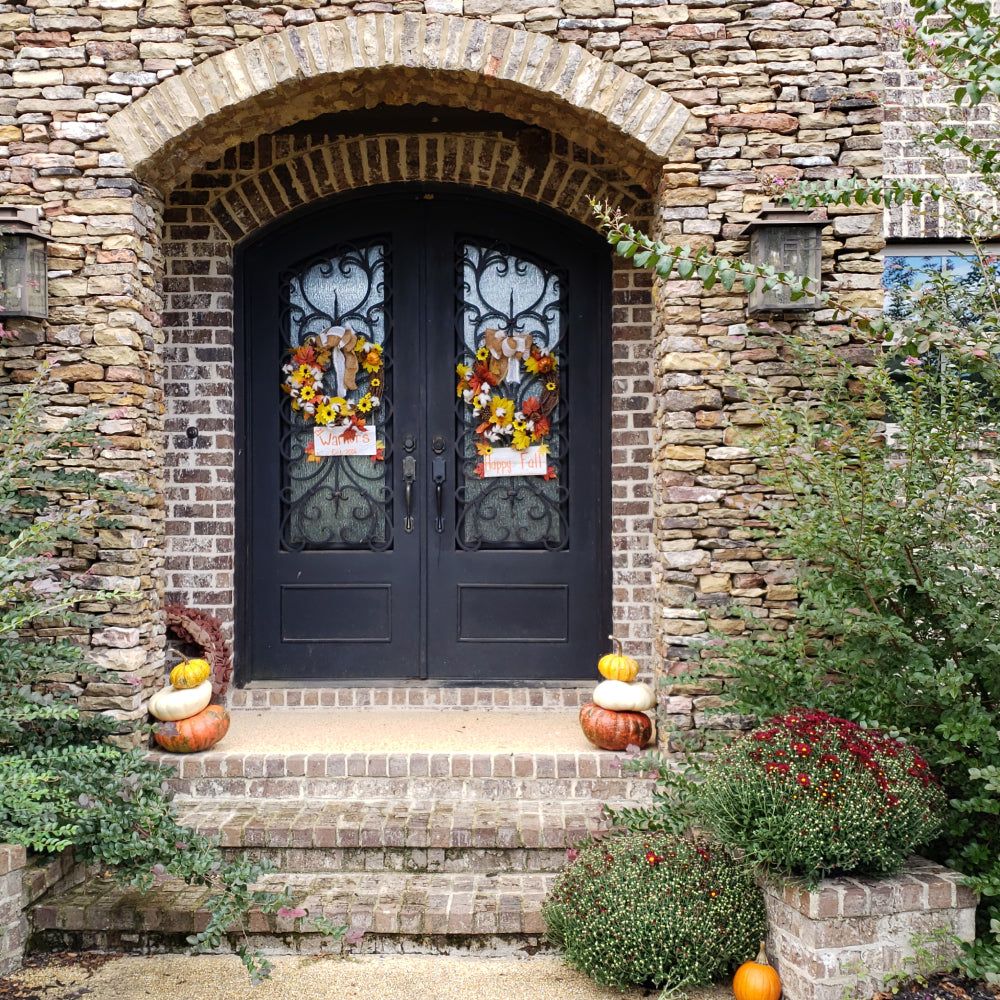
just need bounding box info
[0,844,28,975]
[761,858,978,1000]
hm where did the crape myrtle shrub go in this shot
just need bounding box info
[542,832,764,990]
[698,711,945,886]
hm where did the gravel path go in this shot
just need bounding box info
[0,953,733,1000]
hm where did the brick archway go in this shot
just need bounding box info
[108,13,690,193]
[205,130,653,240]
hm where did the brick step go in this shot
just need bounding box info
[152,750,653,801]
[30,871,555,956]
[228,684,595,711]
[175,798,619,873]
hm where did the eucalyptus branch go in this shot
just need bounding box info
[591,200,817,300]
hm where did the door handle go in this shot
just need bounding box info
[432,457,446,533]
[402,454,416,533]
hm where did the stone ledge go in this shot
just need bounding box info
[761,858,978,1000]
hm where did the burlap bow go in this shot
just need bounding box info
[484,328,534,384]
[317,325,359,397]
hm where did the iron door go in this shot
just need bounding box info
[238,189,610,681]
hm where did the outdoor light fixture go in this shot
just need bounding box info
[741,202,825,314]
[0,205,48,320]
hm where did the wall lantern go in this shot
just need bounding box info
[0,205,49,320]
[740,202,825,314]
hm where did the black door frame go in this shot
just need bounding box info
[233,183,613,686]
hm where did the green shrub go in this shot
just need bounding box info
[0,367,295,983]
[542,832,764,990]
[697,711,945,886]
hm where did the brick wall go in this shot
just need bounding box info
[881,1,997,240]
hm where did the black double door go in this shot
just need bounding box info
[238,188,610,681]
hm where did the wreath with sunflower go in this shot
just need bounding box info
[456,340,559,457]
[281,325,385,437]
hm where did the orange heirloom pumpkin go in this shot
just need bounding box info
[597,635,639,682]
[733,942,782,1000]
[579,702,652,751]
[154,704,230,753]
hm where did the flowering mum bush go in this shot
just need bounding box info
[698,711,945,885]
[542,832,764,990]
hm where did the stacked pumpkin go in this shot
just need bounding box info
[149,658,231,753]
[579,636,656,751]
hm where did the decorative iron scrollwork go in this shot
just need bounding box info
[454,239,569,551]
[278,239,393,551]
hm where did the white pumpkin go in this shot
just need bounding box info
[148,679,213,722]
[592,679,656,713]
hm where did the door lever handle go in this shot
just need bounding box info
[432,457,446,533]
[402,454,416,533]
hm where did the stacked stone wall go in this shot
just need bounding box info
[0,0,884,709]
[643,0,885,738]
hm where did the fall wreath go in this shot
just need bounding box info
[456,332,559,456]
[164,604,233,700]
[281,325,384,428]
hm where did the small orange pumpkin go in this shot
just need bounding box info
[579,702,652,751]
[153,704,230,753]
[733,941,782,1000]
[597,635,639,682]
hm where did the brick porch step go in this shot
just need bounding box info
[228,684,594,711]
[152,749,653,801]
[31,870,555,956]
[175,797,620,872]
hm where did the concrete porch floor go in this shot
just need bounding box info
[217,708,607,754]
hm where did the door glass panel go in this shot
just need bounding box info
[279,239,393,551]
[454,239,568,550]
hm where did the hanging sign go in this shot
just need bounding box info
[313,424,378,457]
[482,446,548,478]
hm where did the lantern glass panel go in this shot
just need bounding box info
[748,225,822,313]
[0,234,48,319]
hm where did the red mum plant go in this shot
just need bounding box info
[697,710,945,885]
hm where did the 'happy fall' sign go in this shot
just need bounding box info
[482,446,547,478]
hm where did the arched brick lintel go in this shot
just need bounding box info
[109,13,692,192]
[205,132,655,242]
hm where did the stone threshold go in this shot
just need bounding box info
[227,683,594,711]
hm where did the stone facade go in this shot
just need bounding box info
[761,858,978,1000]
[0,0,886,720]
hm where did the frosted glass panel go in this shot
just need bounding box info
[455,240,568,550]
[279,241,392,551]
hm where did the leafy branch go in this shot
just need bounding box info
[591,201,816,300]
